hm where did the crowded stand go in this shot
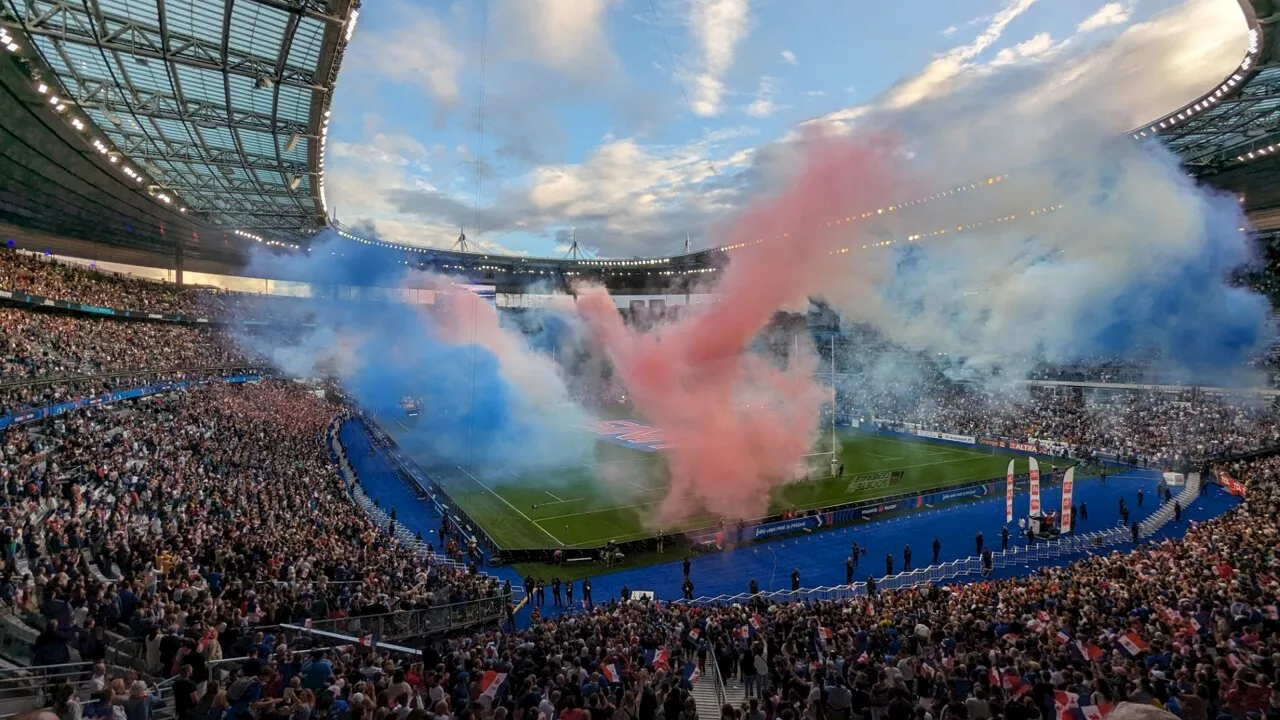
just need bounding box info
[0,249,212,316]
[4,246,1280,720]
[0,380,505,678]
[0,248,297,320]
[0,308,250,382]
[40,449,1272,720]
[840,367,1280,470]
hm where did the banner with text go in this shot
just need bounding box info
[1029,457,1042,516]
[1060,466,1075,532]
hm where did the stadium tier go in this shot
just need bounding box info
[5,2,1280,720]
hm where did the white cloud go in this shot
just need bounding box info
[991,31,1062,67]
[500,0,621,77]
[780,49,797,65]
[346,1,463,106]
[943,25,958,37]
[884,0,1037,110]
[745,77,777,118]
[1078,2,1132,33]
[333,0,1249,258]
[687,0,751,116]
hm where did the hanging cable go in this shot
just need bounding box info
[472,0,491,244]
[464,0,490,476]
[646,0,718,178]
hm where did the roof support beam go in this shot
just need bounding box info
[242,0,345,25]
[111,131,307,175]
[1,4,323,90]
[66,77,309,135]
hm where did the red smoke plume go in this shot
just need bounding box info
[575,132,903,525]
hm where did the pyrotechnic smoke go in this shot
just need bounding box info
[571,12,1273,523]
[233,236,594,473]
[573,135,906,524]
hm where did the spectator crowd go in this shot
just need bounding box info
[2,244,1279,720]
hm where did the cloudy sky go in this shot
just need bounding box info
[325,0,1249,258]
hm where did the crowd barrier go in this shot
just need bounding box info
[300,599,507,641]
[0,372,263,430]
[682,474,1203,605]
[0,286,308,326]
[0,287,212,324]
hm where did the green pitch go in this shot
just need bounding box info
[391,425,1029,550]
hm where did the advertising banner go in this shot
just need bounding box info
[1029,457,1042,516]
[1217,472,1247,497]
[1060,466,1075,532]
[1006,459,1015,523]
[0,375,260,430]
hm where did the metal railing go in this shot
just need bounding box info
[710,653,728,711]
[683,474,1202,606]
[0,365,268,392]
[301,598,508,641]
[0,661,167,720]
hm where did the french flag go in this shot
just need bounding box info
[601,664,622,684]
[680,663,701,686]
[1002,670,1030,698]
[645,648,670,670]
[1117,632,1149,657]
[480,671,507,700]
[1056,629,1071,644]
[358,632,380,649]
[1054,690,1112,720]
[818,627,834,642]
[688,627,701,642]
[1073,641,1105,662]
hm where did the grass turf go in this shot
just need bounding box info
[392,425,1037,552]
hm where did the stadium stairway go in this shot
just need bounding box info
[690,661,725,720]
[718,664,746,707]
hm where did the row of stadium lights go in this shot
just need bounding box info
[1133,28,1258,141]
[5,23,317,251]
[337,175,1011,264]
[716,176,1009,254]
[234,229,291,248]
[0,27,195,215]
[1134,28,1269,168]
[830,204,1066,254]
[316,9,360,222]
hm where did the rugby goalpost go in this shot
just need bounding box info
[789,333,839,484]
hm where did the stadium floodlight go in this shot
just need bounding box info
[36,83,46,94]
[5,43,16,53]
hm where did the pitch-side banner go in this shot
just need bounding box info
[1029,457,1041,516]
[1060,466,1074,533]
[1005,459,1015,523]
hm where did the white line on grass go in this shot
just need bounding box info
[537,497,584,507]
[545,490,565,502]
[535,499,662,522]
[578,463,666,493]
[457,467,565,547]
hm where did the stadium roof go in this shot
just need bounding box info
[1140,0,1280,227]
[0,0,358,248]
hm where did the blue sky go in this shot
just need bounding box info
[325,0,1247,258]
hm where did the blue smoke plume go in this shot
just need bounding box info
[234,232,594,475]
